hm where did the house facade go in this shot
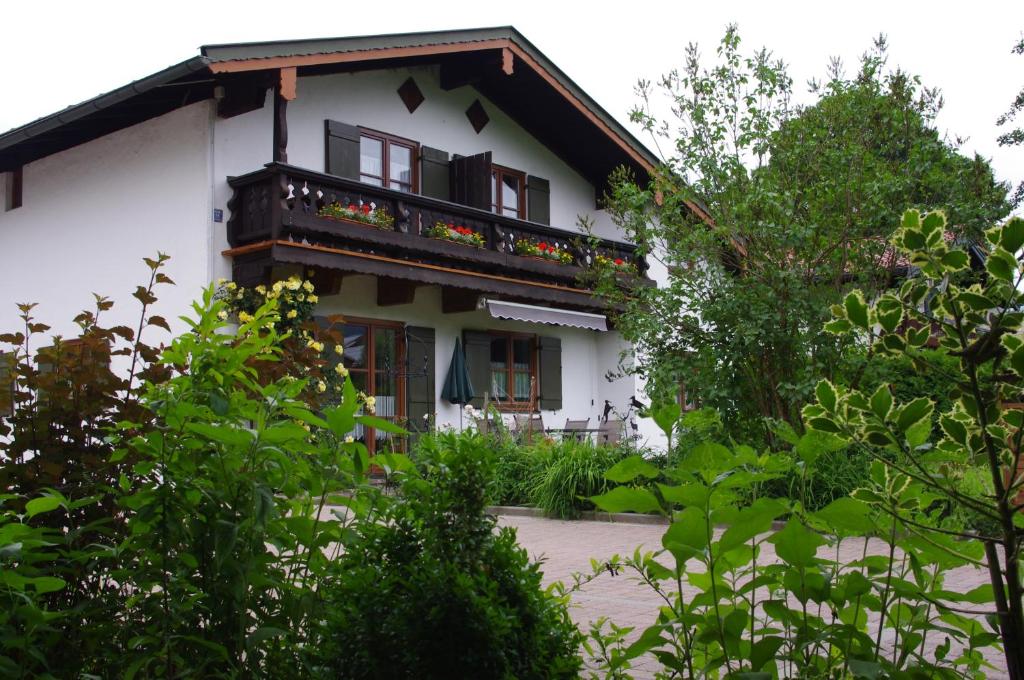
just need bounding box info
[0,27,705,445]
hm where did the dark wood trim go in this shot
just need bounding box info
[7,166,22,210]
[376,277,418,306]
[273,91,288,163]
[357,127,419,193]
[441,287,479,314]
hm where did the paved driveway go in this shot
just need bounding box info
[499,514,1007,679]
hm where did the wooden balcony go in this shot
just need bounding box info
[223,163,648,311]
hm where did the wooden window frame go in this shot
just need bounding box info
[357,127,420,193]
[340,316,407,455]
[486,330,537,407]
[491,164,526,219]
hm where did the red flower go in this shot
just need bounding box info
[614,258,624,266]
[448,222,455,228]
[347,204,357,212]
[538,242,548,251]
[361,204,371,214]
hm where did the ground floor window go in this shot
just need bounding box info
[488,332,535,402]
[339,318,405,454]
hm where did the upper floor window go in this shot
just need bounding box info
[491,165,526,218]
[359,129,418,193]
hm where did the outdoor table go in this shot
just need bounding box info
[544,428,602,442]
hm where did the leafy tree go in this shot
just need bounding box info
[595,27,1012,444]
[996,36,1024,207]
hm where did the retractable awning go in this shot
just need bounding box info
[484,299,608,332]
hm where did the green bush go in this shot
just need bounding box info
[311,435,582,679]
[530,440,627,519]
[490,434,546,506]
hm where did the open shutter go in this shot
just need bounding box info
[420,146,450,200]
[463,330,492,408]
[526,176,550,225]
[325,120,361,179]
[406,326,435,437]
[449,151,492,210]
[538,336,562,411]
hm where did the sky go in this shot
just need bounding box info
[2,0,1022,204]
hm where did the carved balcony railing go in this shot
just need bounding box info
[226,163,649,292]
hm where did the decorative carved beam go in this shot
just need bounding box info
[377,277,418,306]
[501,47,514,75]
[279,67,297,101]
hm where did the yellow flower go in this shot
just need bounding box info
[286,276,302,291]
[306,339,324,353]
[238,311,252,323]
[335,363,349,377]
[226,281,237,291]
[217,310,228,321]
[365,396,376,408]
[302,280,315,293]
[316,380,327,393]
[272,281,284,293]
[307,294,318,304]
[297,294,305,302]
[344,435,355,444]
[255,285,267,295]
[287,309,298,319]
[216,278,227,286]
[334,344,344,356]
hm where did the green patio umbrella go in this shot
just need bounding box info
[441,337,475,428]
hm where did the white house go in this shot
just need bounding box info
[0,27,707,447]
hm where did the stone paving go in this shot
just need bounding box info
[499,514,1009,679]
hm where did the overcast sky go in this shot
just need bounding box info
[3,0,1022,206]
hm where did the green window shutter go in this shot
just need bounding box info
[324,120,361,179]
[463,330,493,408]
[420,146,450,200]
[526,176,550,225]
[449,151,492,210]
[406,326,436,437]
[538,336,562,411]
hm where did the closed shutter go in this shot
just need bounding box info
[526,176,550,225]
[406,326,435,437]
[324,120,361,179]
[449,151,492,210]
[538,336,562,411]
[463,330,492,408]
[420,146,450,200]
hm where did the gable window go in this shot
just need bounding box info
[488,332,535,402]
[491,165,526,218]
[359,129,418,193]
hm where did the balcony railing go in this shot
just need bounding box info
[226,163,648,289]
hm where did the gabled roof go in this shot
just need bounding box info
[0,26,711,222]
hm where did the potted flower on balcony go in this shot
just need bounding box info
[317,200,395,230]
[594,254,637,275]
[425,221,486,248]
[513,238,574,265]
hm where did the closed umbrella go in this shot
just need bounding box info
[441,337,475,429]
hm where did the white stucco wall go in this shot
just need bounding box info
[0,102,214,343]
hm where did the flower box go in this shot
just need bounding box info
[317,201,395,230]
[594,254,637,275]
[513,238,573,265]
[425,221,486,248]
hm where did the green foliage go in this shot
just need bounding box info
[806,209,1024,676]
[530,440,628,519]
[311,434,582,679]
[578,423,998,678]
[593,27,1011,446]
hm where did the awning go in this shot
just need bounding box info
[484,299,608,332]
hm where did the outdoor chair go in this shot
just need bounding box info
[562,417,590,443]
[596,419,624,446]
[514,413,545,443]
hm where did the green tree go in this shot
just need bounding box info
[996,35,1024,207]
[596,27,1011,444]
